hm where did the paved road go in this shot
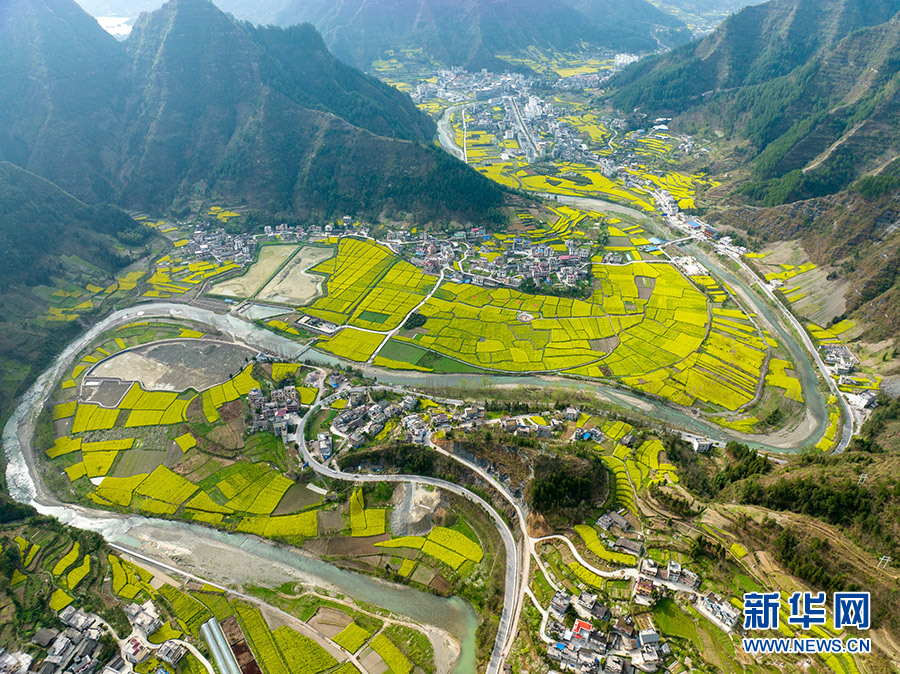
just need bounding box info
[367,267,446,364]
[532,535,636,581]
[504,95,540,159]
[110,543,368,671]
[546,193,844,450]
[295,399,520,674]
[725,252,856,451]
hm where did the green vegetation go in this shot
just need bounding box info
[382,624,434,672]
[272,625,338,674]
[333,622,372,653]
[0,512,131,649]
[529,455,608,521]
[349,488,387,537]
[608,0,900,204]
[159,585,213,637]
[305,238,436,331]
[653,598,697,641]
[369,633,413,674]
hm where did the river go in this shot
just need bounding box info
[435,115,830,449]
[1,303,477,673]
[2,240,831,670]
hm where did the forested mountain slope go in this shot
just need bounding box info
[0,0,504,222]
[608,0,900,204]
[213,0,692,71]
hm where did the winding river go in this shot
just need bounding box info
[436,111,830,450]
[2,303,477,672]
[3,212,832,671]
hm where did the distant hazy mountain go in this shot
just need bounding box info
[608,0,900,204]
[0,0,503,222]
[74,0,160,14]
[210,0,693,71]
[648,0,766,34]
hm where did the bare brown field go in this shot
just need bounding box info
[212,244,299,298]
[256,246,334,306]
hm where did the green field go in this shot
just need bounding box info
[299,233,783,414]
[303,238,437,330]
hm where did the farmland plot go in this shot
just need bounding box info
[212,244,299,298]
[257,246,334,305]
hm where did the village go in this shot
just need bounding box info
[0,599,188,674]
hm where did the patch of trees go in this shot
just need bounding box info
[484,399,537,415]
[518,278,593,300]
[403,312,427,330]
[528,455,607,520]
[773,528,852,592]
[660,434,713,497]
[0,496,34,525]
[711,442,771,491]
[663,437,770,499]
[650,486,695,518]
[530,471,591,513]
[739,477,868,529]
[852,157,900,199]
[339,442,434,476]
[689,535,725,561]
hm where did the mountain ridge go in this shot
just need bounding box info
[606,0,900,204]
[0,160,138,290]
[212,0,693,71]
[0,0,504,223]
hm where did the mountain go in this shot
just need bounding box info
[212,0,693,71]
[607,0,900,204]
[0,0,504,222]
[0,162,138,291]
[0,0,127,202]
[0,160,143,418]
[712,171,900,338]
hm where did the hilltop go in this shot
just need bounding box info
[607,0,900,204]
[0,0,504,223]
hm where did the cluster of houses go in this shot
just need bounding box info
[3,600,186,674]
[464,237,594,289]
[698,592,741,632]
[118,602,186,670]
[332,394,421,448]
[410,68,526,110]
[18,605,110,674]
[544,553,713,672]
[261,215,358,243]
[545,594,671,673]
[248,385,303,437]
[182,225,255,266]
[818,345,878,409]
[823,344,857,375]
[634,559,702,607]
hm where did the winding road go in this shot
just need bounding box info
[1,185,861,672]
[294,393,522,674]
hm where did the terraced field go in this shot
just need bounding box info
[375,525,483,572]
[46,348,324,540]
